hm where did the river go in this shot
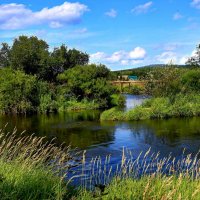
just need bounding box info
[1,95,200,184]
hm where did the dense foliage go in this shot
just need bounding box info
[57,64,114,108]
[0,36,117,114]
[8,36,89,82]
[101,64,200,121]
[145,66,200,96]
[0,69,40,113]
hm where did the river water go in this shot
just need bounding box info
[0,95,200,184]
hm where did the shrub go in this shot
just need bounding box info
[57,64,115,108]
[123,85,145,95]
[101,94,200,121]
[110,94,126,107]
[181,69,200,93]
[125,106,151,120]
[0,68,39,114]
[145,66,184,96]
[100,107,124,121]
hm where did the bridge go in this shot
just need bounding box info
[111,80,147,92]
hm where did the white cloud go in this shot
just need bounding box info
[163,43,179,51]
[90,52,107,61]
[156,51,177,64]
[0,2,89,30]
[131,1,153,14]
[129,47,146,59]
[120,60,129,66]
[107,51,126,63]
[90,47,147,66]
[179,56,188,64]
[191,0,200,9]
[105,9,117,18]
[178,48,198,64]
[173,12,183,20]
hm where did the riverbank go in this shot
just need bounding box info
[101,93,200,121]
[77,176,200,200]
[0,130,73,200]
[0,129,200,199]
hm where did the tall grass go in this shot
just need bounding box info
[101,93,200,121]
[79,175,200,199]
[0,126,75,200]
[75,148,200,200]
[0,127,199,199]
[58,98,100,112]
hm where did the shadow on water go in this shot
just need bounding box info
[0,111,116,149]
[0,95,200,186]
[0,106,199,158]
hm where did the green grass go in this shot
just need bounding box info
[100,107,125,121]
[77,175,200,200]
[74,147,200,200]
[0,128,200,199]
[101,93,200,121]
[0,128,73,200]
[0,161,65,200]
[58,99,100,112]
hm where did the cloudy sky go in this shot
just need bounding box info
[0,0,200,70]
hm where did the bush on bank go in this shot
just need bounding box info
[0,65,118,114]
[100,93,200,121]
[145,67,200,97]
[77,175,200,200]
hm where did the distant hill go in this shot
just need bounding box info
[112,64,189,78]
[113,64,187,73]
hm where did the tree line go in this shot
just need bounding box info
[0,36,89,82]
[0,36,117,114]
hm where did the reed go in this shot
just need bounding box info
[0,126,200,199]
[75,148,200,200]
[0,126,75,200]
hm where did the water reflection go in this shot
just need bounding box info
[0,105,199,159]
[115,118,200,157]
[0,111,116,149]
[124,94,149,111]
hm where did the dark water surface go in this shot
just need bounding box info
[0,95,199,159]
[0,95,200,183]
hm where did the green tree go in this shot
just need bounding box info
[50,45,89,70]
[57,64,114,107]
[145,66,183,97]
[47,45,89,81]
[181,69,200,92]
[50,45,68,72]
[0,43,11,67]
[10,36,49,78]
[67,48,89,69]
[0,68,40,113]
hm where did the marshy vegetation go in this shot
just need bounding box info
[0,127,74,199]
[0,128,200,200]
[101,66,200,121]
[0,36,118,114]
[1,37,200,199]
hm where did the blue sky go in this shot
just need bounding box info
[0,0,200,70]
